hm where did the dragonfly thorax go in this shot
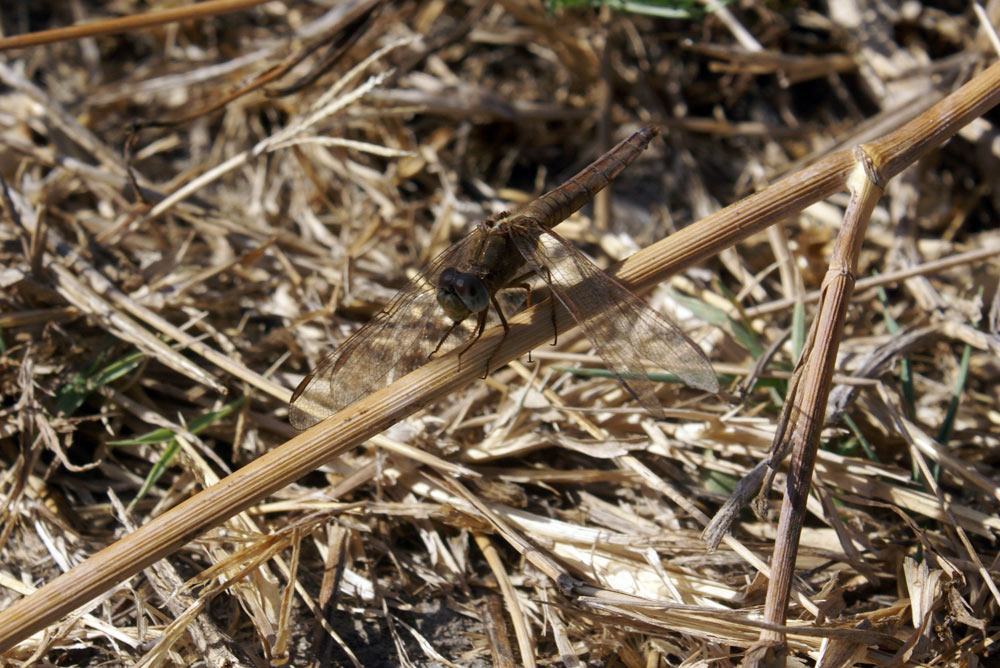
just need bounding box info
[437,267,489,321]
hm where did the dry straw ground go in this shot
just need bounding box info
[0,1,998,666]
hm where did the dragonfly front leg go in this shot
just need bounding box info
[455,307,490,374]
[430,319,464,358]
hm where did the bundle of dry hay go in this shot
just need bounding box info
[0,1,997,666]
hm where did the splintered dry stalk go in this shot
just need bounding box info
[756,151,883,660]
[473,532,536,668]
[1,61,1000,657]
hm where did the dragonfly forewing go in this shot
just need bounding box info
[507,222,719,417]
[289,227,491,429]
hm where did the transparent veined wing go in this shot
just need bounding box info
[289,225,491,429]
[506,222,718,418]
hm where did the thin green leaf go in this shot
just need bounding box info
[728,320,764,359]
[121,398,246,510]
[54,349,145,416]
[671,288,763,358]
[876,283,914,413]
[842,413,878,461]
[109,427,176,447]
[670,289,730,327]
[791,301,806,363]
[552,365,728,388]
[109,398,246,446]
[129,439,181,512]
[932,343,971,481]
[547,0,713,19]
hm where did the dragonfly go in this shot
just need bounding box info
[290,127,718,429]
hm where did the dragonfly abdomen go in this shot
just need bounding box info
[519,127,658,228]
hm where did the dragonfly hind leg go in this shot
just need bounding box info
[473,293,512,379]
[509,281,535,364]
[536,265,559,347]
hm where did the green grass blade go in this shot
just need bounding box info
[876,283,914,413]
[791,300,806,363]
[546,0,714,19]
[109,398,246,446]
[54,349,145,416]
[670,288,763,358]
[120,398,246,509]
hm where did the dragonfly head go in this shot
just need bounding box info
[437,267,489,321]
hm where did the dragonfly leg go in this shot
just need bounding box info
[501,267,539,339]
[456,308,489,373]
[537,265,558,346]
[511,281,534,363]
[481,293,511,378]
[548,295,557,346]
[430,320,463,358]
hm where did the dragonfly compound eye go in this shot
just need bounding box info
[452,272,489,313]
[437,268,488,321]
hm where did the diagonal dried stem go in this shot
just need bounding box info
[0,0,271,51]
